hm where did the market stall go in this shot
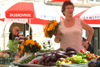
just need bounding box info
[9,35,99,67]
[4,2,100,67]
[4,2,64,50]
[11,46,100,67]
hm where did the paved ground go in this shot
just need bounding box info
[0,64,18,67]
[0,65,10,67]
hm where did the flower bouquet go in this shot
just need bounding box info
[44,20,61,38]
[19,40,41,55]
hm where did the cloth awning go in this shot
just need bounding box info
[74,6,100,24]
[5,2,35,19]
[5,2,49,25]
[28,18,49,25]
[5,2,64,24]
[0,18,5,22]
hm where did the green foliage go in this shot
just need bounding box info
[20,55,36,64]
[7,39,19,57]
[7,39,19,53]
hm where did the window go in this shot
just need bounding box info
[88,0,100,3]
[89,0,94,1]
[96,0,100,2]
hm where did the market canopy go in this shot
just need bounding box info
[5,2,49,25]
[74,6,100,24]
[33,3,64,22]
[28,18,49,25]
[5,2,35,19]
[0,18,5,22]
[5,2,64,25]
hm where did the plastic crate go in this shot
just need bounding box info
[0,58,15,65]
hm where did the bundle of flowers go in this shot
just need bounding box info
[44,20,60,38]
[19,40,41,55]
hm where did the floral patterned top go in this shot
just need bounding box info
[59,18,84,52]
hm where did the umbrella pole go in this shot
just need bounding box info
[28,19,31,40]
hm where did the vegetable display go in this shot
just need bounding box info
[13,47,100,67]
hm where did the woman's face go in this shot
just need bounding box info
[63,5,74,17]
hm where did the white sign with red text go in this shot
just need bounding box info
[6,19,28,24]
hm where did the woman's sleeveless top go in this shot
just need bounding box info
[59,18,84,52]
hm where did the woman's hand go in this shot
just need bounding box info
[54,31,61,36]
[82,41,88,46]
[82,41,89,50]
[54,31,61,43]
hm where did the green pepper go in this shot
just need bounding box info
[82,59,89,63]
[77,52,83,56]
[92,56,96,59]
[56,60,61,66]
[83,51,90,55]
[82,55,87,59]
[65,57,70,60]
[73,56,82,64]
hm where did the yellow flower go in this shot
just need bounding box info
[45,34,49,38]
[40,46,41,49]
[35,42,38,45]
[43,20,59,38]
[26,42,29,46]
[53,20,57,26]
[29,40,33,43]
[26,40,30,46]
[20,45,24,50]
[38,45,41,48]
[20,50,23,54]
[50,21,52,23]
[31,41,35,45]
[46,24,49,27]
[21,41,24,45]
[36,43,41,48]
[37,44,39,47]
[19,39,41,55]
[45,32,49,37]
[44,29,47,33]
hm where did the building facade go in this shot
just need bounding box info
[0,0,100,55]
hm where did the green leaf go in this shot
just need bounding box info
[43,45,46,49]
[6,39,19,58]
[43,42,45,44]
[48,41,50,44]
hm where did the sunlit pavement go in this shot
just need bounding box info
[0,64,18,67]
